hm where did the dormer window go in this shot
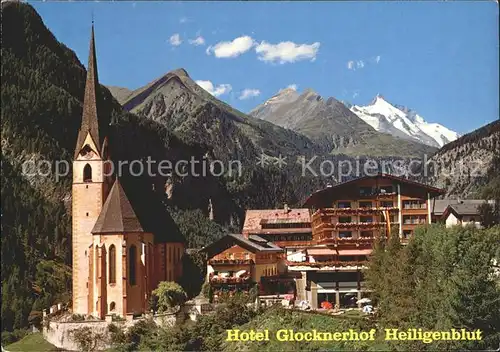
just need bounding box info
[83,164,92,182]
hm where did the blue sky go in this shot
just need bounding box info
[31,1,498,134]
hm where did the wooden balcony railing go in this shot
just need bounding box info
[286,260,367,268]
[333,222,398,229]
[402,203,427,210]
[402,219,427,225]
[208,259,254,265]
[312,207,399,217]
[209,276,252,284]
[316,236,378,245]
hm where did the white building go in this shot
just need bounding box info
[442,203,484,228]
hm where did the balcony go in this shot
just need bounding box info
[403,203,427,210]
[333,222,392,229]
[209,276,252,284]
[359,191,397,199]
[317,236,377,245]
[314,207,399,218]
[287,260,367,268]
[208,259,254,265]
[403,220,427,225]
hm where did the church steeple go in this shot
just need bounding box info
[75,23,101,159]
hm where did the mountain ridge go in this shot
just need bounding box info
[349,95,460,148]
[249,88,437,157]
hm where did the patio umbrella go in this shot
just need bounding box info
[235,270,247,277]
[356,298,372,304]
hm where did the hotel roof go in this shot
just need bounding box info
[201,233,283,257]
[243,207,311,234]
[304,173,445,207]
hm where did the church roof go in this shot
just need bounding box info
[92,178,144,234]
[75,24,102,159]
[113,176,186,243]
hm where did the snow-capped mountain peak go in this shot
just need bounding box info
[350,95,460,148]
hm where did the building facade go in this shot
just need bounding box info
[202,174,444,310]
[242,206,313,253]
[442,203,483,228]
[202,234,284,299]
[296,174,444,308]
[72,25,184,319]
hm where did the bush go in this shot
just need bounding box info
[71,313,85,321]
[200,281,213,303]
[107,323,126,349]
[152,281,187,313]
[1,329,27,346]
[70,326,105,352]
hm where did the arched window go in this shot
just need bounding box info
[83,164,92,182]
[129,245,137,286]
[110,302,116,311]
[109,245,116,284]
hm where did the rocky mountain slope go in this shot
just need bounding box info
[116,69,324,163]
[422,119,500,197]
[250,88,436,157]
[107,85,133,104]
[349,95,459,148]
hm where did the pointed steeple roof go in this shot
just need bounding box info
[92,178,145,234]
[75,23,101,159]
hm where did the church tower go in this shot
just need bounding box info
[72,24,111,315]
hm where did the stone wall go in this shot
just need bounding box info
[43,313,178,351]
[152,312,177,327]
[43,320,111,351]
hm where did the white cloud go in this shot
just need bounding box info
[169,33,182,46]
[347,56,380,70]
[347,59,366,70]
[239,88,261,100]
[179,17,189,24]
[189,36,205,46]
[195,80,232,97]
[206,36,254,58]
[255,41,320,64]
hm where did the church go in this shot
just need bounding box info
[72,25,185,320]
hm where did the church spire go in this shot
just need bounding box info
[75,22,101,158]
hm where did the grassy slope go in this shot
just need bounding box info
[222,308,390,352]
[5,333,58,352]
